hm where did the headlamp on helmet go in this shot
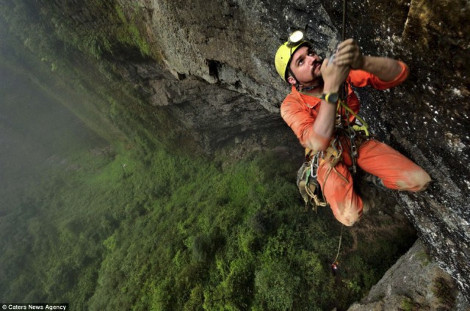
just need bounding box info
[287,30,305,47]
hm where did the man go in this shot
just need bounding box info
[274,31,431,226]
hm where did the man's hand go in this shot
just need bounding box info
[333,38,364,69]
[334,39,405,82]
[321,58,350,93]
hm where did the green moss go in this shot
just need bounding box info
[432,276,455,307]
[1,0,156,61]
[416,250,431,266]
[400,297,416,311]
[113,3,151,57]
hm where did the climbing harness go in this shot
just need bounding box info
[298,90,371,214]
[296,157,328,212]
[334,98,371,175]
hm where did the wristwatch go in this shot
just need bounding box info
[321,92,339,104]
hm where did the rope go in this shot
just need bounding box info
[339,0,348,101]
[332,225,344,264]
[330,0,348,272]
[341,0,347,42]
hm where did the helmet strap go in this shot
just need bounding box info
[287,68,301,91]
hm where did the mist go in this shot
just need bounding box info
[0,38,108,214]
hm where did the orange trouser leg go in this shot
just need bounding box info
[357,140,431,192]
[317,159,362,226]
[317,139,431,226]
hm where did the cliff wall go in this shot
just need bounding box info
[122,0,470,299]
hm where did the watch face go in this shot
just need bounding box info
[326,93,338,103]
[330,93,338,103]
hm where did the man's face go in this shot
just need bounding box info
[288,45,323,87]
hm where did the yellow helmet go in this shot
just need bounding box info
[275,30,309,82]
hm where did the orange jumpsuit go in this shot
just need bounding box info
[281,62,431,226]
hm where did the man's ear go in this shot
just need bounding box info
[287,75,297,85]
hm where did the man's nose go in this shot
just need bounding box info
[308,54,318,64]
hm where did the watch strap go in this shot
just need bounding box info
[321,92,339,104]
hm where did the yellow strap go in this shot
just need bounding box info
[336,100,370,136]
[304,99,369,158]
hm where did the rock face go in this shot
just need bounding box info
[6,0,469,305]
[348,239,470,311]
[119,0,470,301]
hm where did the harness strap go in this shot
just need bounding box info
[334,97,370,174]
[337,100,370,136]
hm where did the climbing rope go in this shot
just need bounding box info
[331,224,343,274]
[341,0,347,42]
[330,0,348,275]
[334,225,343,262]
[339,0,348,101]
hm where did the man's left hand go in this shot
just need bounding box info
[333,39,364,69]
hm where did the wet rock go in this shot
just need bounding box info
[348,239,470,311]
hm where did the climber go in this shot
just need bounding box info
[274,31,431,226]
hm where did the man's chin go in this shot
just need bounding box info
[308,77,324,89]
[317,77,324,87]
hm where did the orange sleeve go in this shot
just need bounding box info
[280,92,331,151]
[280,98,315,148]
[349,61,409,90]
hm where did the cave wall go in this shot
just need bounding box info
[349,239,470,310]
[128,0,470,300]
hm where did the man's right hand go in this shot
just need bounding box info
[320,58,350,94]
[334,38,364,69]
